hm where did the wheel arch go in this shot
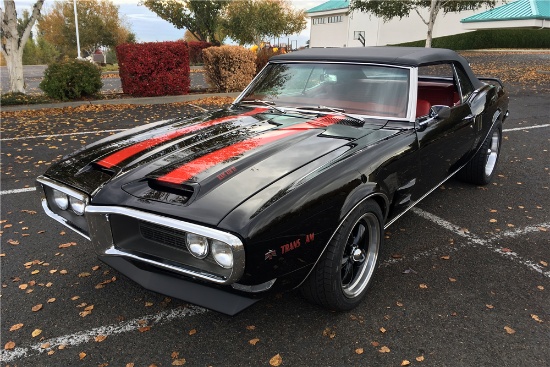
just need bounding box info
[294,191,387,289]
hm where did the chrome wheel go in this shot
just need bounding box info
[484,130,500,177]
[341,212,380,298]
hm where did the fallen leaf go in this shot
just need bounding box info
[396,301,404,307]
[504,326,516,334]
[18,284,28,290]
[391,253,402,259]
[8,239,19,245]
[486,304,494,309]
[379,327,386,333]
[58,242,76,248]
[401,360,411,366]
[416,355,425,362]
[537,285,544,291]
[531,314,543,323]
[419,284,428,289]
[95,335,107,342]
[440,255,450,260]
[41,342,50,349]
[47,298,56,303]
[92,265,100,271]
[355,348,364,354]
[79,310,92,317]
[249,338,260,346]
[489,219,497,223]
[540,261,548,267]
[172,359,186,366]
[145,302,153,307]
[84,305,94,311]
[32,304,43,312]
[5,341,16,350]
[501,248,512,252]
[126,364,135,367]
[78,272,91,278]
[48,350,55,355]
[31,269,40,275]
[59,270,68,274]
[371,341,380,347]
[58,344,66,350]
[378,346,391,353]
[10,323,24,331]
[171,351,179,359]
[79,352,86,360]
[32,329,42,337]
[71,296,80,300]
[188,329,196,336]
[269,354,283,366]
[246,325,256,330]
[138,326,151,333]
[449,277,457,282]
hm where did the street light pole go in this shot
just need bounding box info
[74,0,81,59]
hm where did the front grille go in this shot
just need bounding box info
[139,221,187,251]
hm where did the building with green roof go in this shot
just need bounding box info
[461,0,550,29]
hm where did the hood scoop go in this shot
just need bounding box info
[121,179,197,206]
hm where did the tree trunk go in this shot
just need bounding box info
[425,0,441,48]
[1,0,45,93]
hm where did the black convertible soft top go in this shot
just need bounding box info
[270,47,482,88]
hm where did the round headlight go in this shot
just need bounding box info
[69,196,86,215]
[186,233,209,259]
[211,240,233,269]
[53,190,69,210]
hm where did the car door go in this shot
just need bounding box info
[415,62,478,194]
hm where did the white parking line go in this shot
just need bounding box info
[412,208,550,278]
[0,129,126,142]
[0,187,36,195]
[0,305,207,362]
[503,123,550,132]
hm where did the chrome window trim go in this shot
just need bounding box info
[85,205,246,284]
[234,61,415,123]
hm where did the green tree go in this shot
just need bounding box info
[142,0,227,45]
[222,0,306,46]
[350,0,496,47]
[38,0,135,58]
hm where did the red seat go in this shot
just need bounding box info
[416,99,431,117]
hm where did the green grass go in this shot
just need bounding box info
[392,29,550,50]
[1,92,56,106]
[101,64,119,72]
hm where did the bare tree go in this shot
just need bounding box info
[1,0,45,93]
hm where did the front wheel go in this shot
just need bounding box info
[300,200,383,311]
[457,121,502,185]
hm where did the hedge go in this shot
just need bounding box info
[393,29,550,50]
[187,41,212,64]
[39,60,102,100]
[116,41,190,97]
[202,46,257,93]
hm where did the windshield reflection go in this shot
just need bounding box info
[239,63,410,118]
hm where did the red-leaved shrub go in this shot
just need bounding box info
[187,41,211,64]
[116,41,190,97]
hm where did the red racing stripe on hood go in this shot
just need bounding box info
[157,114,344,185]
[96,108,268,169]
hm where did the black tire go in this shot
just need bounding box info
[300,200,383,311]
[457,121,502,185]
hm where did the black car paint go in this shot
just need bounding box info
[38,48,509,314]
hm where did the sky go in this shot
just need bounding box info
[15,0,326,48]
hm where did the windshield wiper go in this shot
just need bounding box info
[238,99,285,114]
[292,105,365,125]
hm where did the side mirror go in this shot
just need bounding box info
[429,105,451,119]
[418,105,451,131]
[469,90,488,115]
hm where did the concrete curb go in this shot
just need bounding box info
[1,92,241,112]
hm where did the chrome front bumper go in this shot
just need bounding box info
[36,176,246,285]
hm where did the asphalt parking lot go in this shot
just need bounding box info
[1,53,549,366]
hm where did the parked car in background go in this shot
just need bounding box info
[37,47,509,315]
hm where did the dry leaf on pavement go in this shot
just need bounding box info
[10,323,23,331]
[269,354,283,366]
[249,338,260,346]
[379,346,390,353]
[504,326,516,334]
[4,341,16,350]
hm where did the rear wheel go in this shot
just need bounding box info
[301,200,383,311]
[458,121,502,185]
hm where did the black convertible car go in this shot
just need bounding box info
[37,47,509,315]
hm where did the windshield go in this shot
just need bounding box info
[238,63,410,118]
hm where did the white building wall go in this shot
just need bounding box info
[309,2,503,48]
[310,10,350,47]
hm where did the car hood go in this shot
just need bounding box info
[45,107,396,226]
